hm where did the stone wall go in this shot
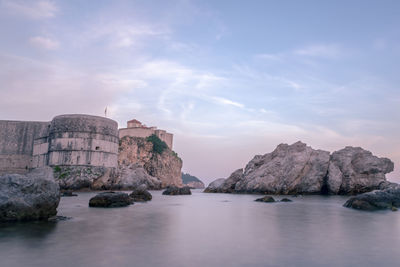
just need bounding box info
[0,120,49,174]
[33,114,118,168]
[119,128,173,149]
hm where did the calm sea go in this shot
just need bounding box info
[1,190,399,267]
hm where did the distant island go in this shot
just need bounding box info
[182,173,205,189]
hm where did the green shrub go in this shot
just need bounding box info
[146,134,168,154]
[54,166,61,173]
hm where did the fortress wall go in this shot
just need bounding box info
[119,128,174,149]
[0,120,49,174]
[46,114,119,168]
[155,130,173,149]
[119,128,155,139]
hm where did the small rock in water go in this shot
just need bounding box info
[89,192,133,208]
[255,196,276,203]
[162,186,191,195]
[61,190,78,197]
[129,185,152,202]
[343,187,400,211]
[280,198,293,202]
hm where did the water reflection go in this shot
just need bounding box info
[0,191,400,267]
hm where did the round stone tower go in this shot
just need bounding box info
[46,114,118,168]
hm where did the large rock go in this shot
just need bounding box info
[54,164,162,191]
[235,142,330,194]
[328,147,394,194]
[119,136,183,188]
[89,192,133,207]
[204,169,243,193]
[204,178,226,193]
[0,167,60,221]
[162,186,191,195]
[344,186,400,211]
[129,185,152,202]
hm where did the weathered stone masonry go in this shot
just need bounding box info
[0,114,119,174]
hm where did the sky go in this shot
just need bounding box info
[0,0,400,184]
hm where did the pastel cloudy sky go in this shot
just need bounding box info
[1,0,400,184]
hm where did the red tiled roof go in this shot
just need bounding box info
[127,119,142,124]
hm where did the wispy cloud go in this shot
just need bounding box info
[294,44,342,58]
[29,36,59,50]
[1,0,57,19]
[212,96,244,108]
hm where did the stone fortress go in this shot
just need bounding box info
[0,114,174,175]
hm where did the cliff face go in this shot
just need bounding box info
[118,136,183,188]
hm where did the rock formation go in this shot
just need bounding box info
[89,192,133,208]
[0,167,60,221]
[129,185,153,202]
[327,146,394,194]
[119,136,183,188]
[182,173,205,189]
[344,184,400,211]
[205,141,394,195]
[162,186,191,195]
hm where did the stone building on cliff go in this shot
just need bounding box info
[119,119,173,149]
[0,114,181,190]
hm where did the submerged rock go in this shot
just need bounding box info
[89,192,133,207]
[162,186,191,195]
[344,187,400,211]
[280,198,293,202]
[255,196,276,202]
[129,185,152,202]
[0,167,60,222]
[327,147,394,194]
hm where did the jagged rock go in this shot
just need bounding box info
[89,192,133,207]
[204,178,226,193]
[113,165,162,190]
[129,185,152,202]
[204,169,243,193]
[162,186,191,195]
[255,196,276,202]
[119,136,183,188]
[205,142,394,195]
[328,147,394,194]
[0,167,60,221]
[280,198,293,202]
[344,187,400,211]
[235,142,330,194]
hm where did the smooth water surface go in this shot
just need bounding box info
[1,190,400,267]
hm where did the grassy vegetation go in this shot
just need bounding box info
[146,134,168,154]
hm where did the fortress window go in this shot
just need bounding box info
[95,146,100,150]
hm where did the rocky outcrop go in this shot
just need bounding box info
[129,185,152,202]
[162,186,191,195]
[203,178,225,193]
[204,169,244,193]
[0,167,60,221]
[89,192,133,207]
[182,173,205,189]
[344,186,400,211]
[119,136,183,188]
[327,147,394,194]
[205,141,394,195]
[54,164,162,191]
[255,196,276,202]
